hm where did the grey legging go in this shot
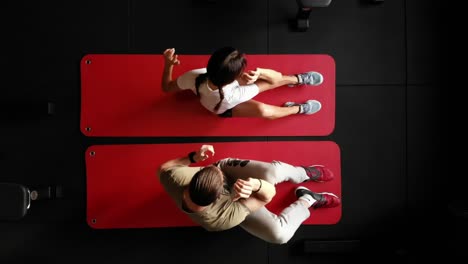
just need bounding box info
[218,158,311,244]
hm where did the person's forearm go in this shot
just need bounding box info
[159,156,191,172]
[161,64,173,92]
[251,179,276,203]
[158,150,199,172]
[257,68,283,84]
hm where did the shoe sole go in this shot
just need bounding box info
[315,192,339,199]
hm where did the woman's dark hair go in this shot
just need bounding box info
[189,165,226,206]
[195,47,247,112]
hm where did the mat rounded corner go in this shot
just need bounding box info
[80,125,93,137]
[81,54,95,67]
[321,54,336,66]
[80,128,88,137]
[85,145,98,157]
[322,124,336,138]
[86,217,99,229]
[322,140,340,153]
[332,211,342,225]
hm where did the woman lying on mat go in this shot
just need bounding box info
[161,47,323,119]
[157,144,340,244]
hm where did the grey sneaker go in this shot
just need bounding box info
[289,71,324,86]
[284,100,322,115]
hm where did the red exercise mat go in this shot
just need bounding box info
[86,141,341,229]
[80,54,335,137]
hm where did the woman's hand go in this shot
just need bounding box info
[163,48,180,66]
[194,145,215,162]
[241,68,261,84]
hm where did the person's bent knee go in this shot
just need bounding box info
[264,166,279,181]
[266,232,292,245]
[261,225,293,244]
[255,103,277,120]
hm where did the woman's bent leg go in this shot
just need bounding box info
[232,100,299,120]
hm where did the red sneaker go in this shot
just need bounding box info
[301,165,334,182]
[295,186,341,209]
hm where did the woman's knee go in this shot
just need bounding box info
[254,103,276,119]
[231,101,280,119]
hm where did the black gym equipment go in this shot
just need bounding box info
[294,0,332,32]
[0,183,63,221]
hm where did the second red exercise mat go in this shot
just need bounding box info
[80,54,335,137]
[86,141,341,229]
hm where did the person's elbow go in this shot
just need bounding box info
[156,165,164,177]
[161,84,171,93]
[157,163,170,176]
[263,187,276,204]
[162,81,180,93]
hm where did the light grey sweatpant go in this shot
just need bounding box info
[217,158,311,244]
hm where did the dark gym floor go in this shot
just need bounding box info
[0,0,461,263]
